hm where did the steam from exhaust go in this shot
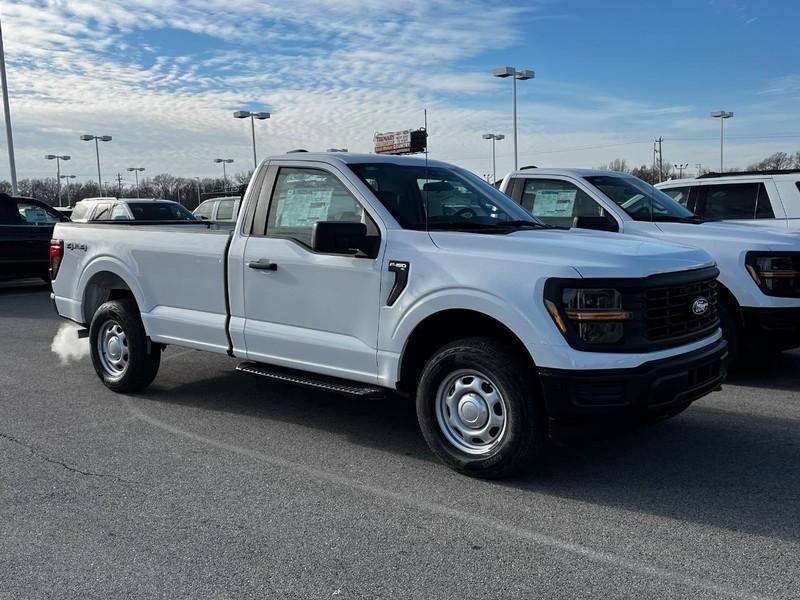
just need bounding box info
[51,323,90,365]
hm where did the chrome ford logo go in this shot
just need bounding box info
[691,297,709,316]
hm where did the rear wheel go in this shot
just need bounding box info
[89,299,160,393]
[416,337,544,479]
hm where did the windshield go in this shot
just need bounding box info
[585,175,696,221]
[350,162,543,231]
[128,202,196,220]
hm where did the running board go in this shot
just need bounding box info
[236,361,385,397]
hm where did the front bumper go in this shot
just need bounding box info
[740,307,800,352]
[538,338,728,422]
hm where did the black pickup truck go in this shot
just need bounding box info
[0,193,68,281]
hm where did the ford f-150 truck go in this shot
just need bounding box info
[500,169,800,362]
[51,153,727,478]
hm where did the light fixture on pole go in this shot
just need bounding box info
[710,111,733,172]
[493,66,534,170]
[44,154,71,207]
[673,163,689,178]
[233,110,270,169]
[59,174,75,207]
[214,158,234,190]
[482,133,505,185]
[126,167,145,198]
[80,134,112,190]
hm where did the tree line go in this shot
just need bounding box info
[597,150,800,184]
[0,170,254,209]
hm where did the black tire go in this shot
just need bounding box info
[89,299,161,393]
[718,298,740,367]
[416,337,544,479]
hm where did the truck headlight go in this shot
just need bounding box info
[745,252,800,298]
[547,288,631,344]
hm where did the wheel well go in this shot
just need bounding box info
[82,271,136,324]
[397,309,535,393]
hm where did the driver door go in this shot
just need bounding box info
[241,163,385,383]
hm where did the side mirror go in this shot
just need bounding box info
[311,221,372,256]
[572,215,618,232]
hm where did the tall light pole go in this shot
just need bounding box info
[45,154,71,206]
[673,163,689,178]
[493,66,534,170]
[233,110,270,169]
[0,18,17,195]
[126,167,145,198]
[80,134,112,190]
[214,158,234,190]
[59,174,75,206]
[482,133,505,184]
[710,111,733,172]
[194,176,202,207]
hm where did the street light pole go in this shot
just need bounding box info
[0,18,18,195]
[80,134,112,191]
[233,110,270,169]
[126,167,145,198]
[493,66,534,170]
[482,133,505,184]
[45,154,70,206]
[673,163,689,178]
[59,174,75,206]
[710,111,733,172]
[214,158,234,190]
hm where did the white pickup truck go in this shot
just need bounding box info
[51,153,727,478]
[500,169,800,362]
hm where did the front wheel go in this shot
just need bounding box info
[416,337,544,479]
[89,299,161,393]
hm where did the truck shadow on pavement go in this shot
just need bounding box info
[140,353,800,545]
[724,350,800,392]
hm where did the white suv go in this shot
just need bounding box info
[656,170,800,232]
[70,198,196,222]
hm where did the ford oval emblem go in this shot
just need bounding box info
[691,297,709,316]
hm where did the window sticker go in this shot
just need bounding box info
[277,188,333,227]
[533,190,576,217]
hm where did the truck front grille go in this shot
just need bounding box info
[644,277,719,341]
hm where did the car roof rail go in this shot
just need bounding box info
[697,169,800,179]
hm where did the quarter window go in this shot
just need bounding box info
[216,199,236,221]
[110,204,130,220]
[194,201,214,219]
[521,179,610,228]
[266,167,376,247]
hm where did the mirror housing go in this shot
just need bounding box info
[311,221,372,256]
[572,215,618,232]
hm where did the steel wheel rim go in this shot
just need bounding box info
[97,319,129,379]
[435,369,507,455]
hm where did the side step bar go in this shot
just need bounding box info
[236,361,385,397]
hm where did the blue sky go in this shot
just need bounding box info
[0,0,798,184]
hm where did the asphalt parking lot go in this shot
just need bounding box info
[1,282,798,599]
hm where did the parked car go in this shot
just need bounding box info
[51,153,727,478]
[70,197,196,222]
[0,193,67,280]
[500,169,800,361]
[656,169,800,232]
[193,196,241,221]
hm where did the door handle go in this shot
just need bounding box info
[248,259,278,271]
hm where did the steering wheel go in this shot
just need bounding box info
[453,207,477,220]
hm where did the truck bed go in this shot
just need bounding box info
[51,221,234,354]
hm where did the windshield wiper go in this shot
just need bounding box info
[647,214,706,224]
[490,219,551,229]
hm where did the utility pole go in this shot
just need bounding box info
[653,137,664,183]
[695,163,703,176]
[116,173,124,197]
[0,18,18,195]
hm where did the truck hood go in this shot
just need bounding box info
[653,221,800,252]
[429,228,715,279]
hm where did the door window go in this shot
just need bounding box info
[216,199,236,221]
[194,201,214,219]
[110,204,130,220]
[521,179,611,228]
[16,201,60,225]
[698,183,774,220]
[266,167,376,247]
